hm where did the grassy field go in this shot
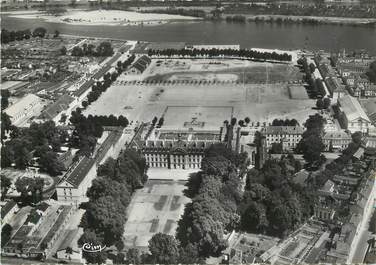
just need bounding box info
[123,180,190,250]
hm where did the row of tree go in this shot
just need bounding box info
[78,150,148,264]
[148,48,292,62]
[1,27,48,44]
[71,42,114,57]
[271,118,299,126]
[83,55,135,108]
[297,57,325,98]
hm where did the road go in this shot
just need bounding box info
[348,175,376,264]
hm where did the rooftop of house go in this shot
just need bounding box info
[38,94,75,120]
[338,95,371,123]
[263,126,305,135]
[323,131,352,140]
[64,156,96,188]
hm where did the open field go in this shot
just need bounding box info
[84,81,315,125]
[162,106,233,131]
[145,59,302,83]
[123,180,190,250]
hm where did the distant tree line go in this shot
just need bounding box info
[78,150,148,264]
[141,8,206,18]
[1,27,49,44]
[71,42,114,57]
[148,48,292,62]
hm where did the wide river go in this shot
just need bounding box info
[2,15,376,53]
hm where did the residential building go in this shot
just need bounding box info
[56,128,126,205]
[2,204,73,259]
[126,55,151,75]
[4,94,45,127]
[337,95,372,133]
[261,126,304,151]
[323,131,352,151]
[38,94,77,124]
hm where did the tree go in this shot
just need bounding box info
[351,131,363,145]
[157,117,164,127]
[53,30,60,38]
[1,174,12,199]
[244,117,250,124]
[316,98,324,109]
[38,151,64,176]
[323,97,331,109]
[32,27,47,38]
[60,46,67,55]
[1,89,10,110]
[78,230,108,264]
[126,248,142,264]
[148,233,180,264]
[152,116,158,126]
[231,117,237,126]
[238,120,245,127]
[1,224,12,247]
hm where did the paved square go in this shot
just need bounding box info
[123,179,191,251]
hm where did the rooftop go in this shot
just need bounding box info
[39,94,75,120]
[338,95,371,123]
[64,156,96,188]
[1,200,17,219]
[264,126,305,135]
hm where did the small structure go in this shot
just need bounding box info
[126,55,151,75]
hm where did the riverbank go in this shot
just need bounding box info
[225,14,376,27]
[3,9,200,27]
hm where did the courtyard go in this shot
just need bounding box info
[123,179,190,251]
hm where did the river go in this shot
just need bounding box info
[2,15,376,53]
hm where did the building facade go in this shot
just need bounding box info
[142,129,221,169]
[262,126,304,151]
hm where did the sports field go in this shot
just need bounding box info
[84,81,315,125]
[145,59,302,83]
[123,180,190,250]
